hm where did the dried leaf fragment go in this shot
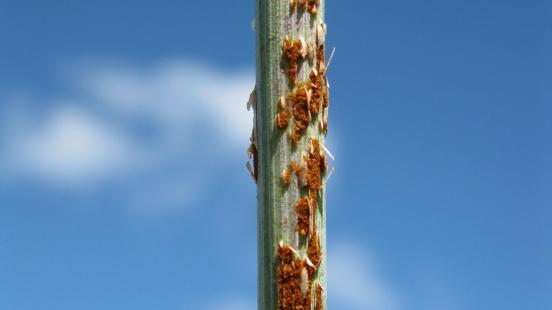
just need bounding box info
[246,138,258,183]
[281,168,292,186]
[307,42,315,62]
[290,161,308,188]
[316,22,327,48]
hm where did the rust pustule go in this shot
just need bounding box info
[309,68,323,114]
[319,62,330,110]
[320,153,328,174]
[291,86,311,144]
[276,96,292,129]
[293,86,311,129]
[283,37,306,84]
[295,197,311,237]
[277,243,312,310]
[276,109,292,129]
[316,45,325,71]
[306,0,320,14]
[307,231,322,269]
[315,283,324,310]
[305,139,323,198]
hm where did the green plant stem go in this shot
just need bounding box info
[255,1,327,309]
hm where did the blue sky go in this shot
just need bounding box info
[0,0,550,309]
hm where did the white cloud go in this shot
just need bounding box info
[0,61,254,186]
[3,106,138,184]
[0,59,255,211]
[75,60,254,148]
[328,242,402,310]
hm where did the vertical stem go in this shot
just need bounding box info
[256,0,327,309]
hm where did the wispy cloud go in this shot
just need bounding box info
[74,60,254,148]
[0,59,254,212]
[1,105,139,184]
[328,241,402,310]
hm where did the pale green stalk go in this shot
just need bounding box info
[255,1,327,309]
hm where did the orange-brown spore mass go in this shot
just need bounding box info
[315,283,324,310]
[307,0,320,14]
[307,232,321,268]
[276,109,291,129]
[306,139,323,195]
[295,197,311,236]
[316,44,325,70]
[290,86,311,144]
[309,69,323,114]
[316,43,330,109]
[277,244,312,310]
[320,153,328,174]
[283,38,305,84]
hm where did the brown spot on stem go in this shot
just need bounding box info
[290,86,311,144]
[307,0,320,14]
[283,37,306,84]
[295,197,311,237]
[277,243,312,310]
[315,283,324,310]
[306,139,323,196]
[275,109,292,129]
[307,231,322,269]
[320,153,328,174]
[309,68,323,114]
[316,44,325,71]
